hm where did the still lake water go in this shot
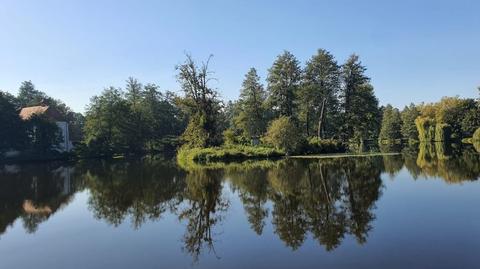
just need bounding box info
[1,144,479,269]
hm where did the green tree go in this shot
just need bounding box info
[142,84,185,149]
[348,84,381,143]
[263,116,301,154]
[234,68,267,141]
[299,49,341,138]
[400,103,420,142]
[267,51,302,118]
[0,91,26,154]
[176,54,222,147]
[125,77,148,152]
[24,115,63,154]
[17,81,47,107]
[83,87,133,155]
[16,81,85,143]
[340,55,374,141]
[378,104,402,143]
[416,97,478,141]
[460,102,480,138]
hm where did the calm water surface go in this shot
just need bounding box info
[1,144,479,269]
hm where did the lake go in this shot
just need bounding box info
[1,143,479,269]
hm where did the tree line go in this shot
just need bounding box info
[0,81,84,157]
[1,49,479,159]
[180,50,381,154]
[379,93,480,144]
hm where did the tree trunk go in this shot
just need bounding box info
[317,98,327,138]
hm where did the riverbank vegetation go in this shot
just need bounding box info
[1,49,479,163]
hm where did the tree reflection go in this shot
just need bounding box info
[225,157,383,251]
[379,144,404,177]
[229,167,270,235]
[0,144,478,262]
[82,157,186,228]
[177,169,229,262]
[414,143,480,183]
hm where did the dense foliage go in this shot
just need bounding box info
[83,80,185,156]
[176,55,223,147]
[400,104,420,142]
[299,49,341,138]
[1,51,479,162]
[0,92,25,154]
[1,83,79,159]
[263,116,302,154]
[231,68,268,142]
[379,105,402,144]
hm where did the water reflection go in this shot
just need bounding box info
[82,158,186,228]
[0,145,479,262]
[0,162,82,235]
[178,169,229,261]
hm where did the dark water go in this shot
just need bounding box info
[1,144,479,269]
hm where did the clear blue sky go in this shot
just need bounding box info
[1,0,479,113]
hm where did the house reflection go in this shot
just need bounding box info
[0,163,80,235]
[0,145,478,261]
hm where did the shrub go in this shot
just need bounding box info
[177,145,284,165]
[263,116,302,154]
[304,137,346,154]
[222,128,249,146]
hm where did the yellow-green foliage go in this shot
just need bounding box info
[474,141,480,153]
[415,97,478,141]
[434,124,451,142]
[305,137,346,154]
[473,128,480,141]
[415,117,435,142]
[263,116,302,154]
[177,145,284,166]
[414,143,480,183]
[474,128,480,152]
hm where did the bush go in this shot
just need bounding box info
[263,116,303,154]
[304,137,346,154]
[177,145,284,165]
[222,128,249,146]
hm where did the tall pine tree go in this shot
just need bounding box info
[299,49,341,138]
[267,51,302,118]
[235,68,267,140]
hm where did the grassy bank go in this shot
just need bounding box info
[290,152,401,159]
[177,145,284,165]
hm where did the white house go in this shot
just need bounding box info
[19,105,74,152]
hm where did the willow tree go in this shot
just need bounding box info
[176,54,222,147]
[267,51,302,118]
[299,49,341,138]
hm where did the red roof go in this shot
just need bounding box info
[19,106,64,121]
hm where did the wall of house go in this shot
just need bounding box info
[55,121,73,152]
